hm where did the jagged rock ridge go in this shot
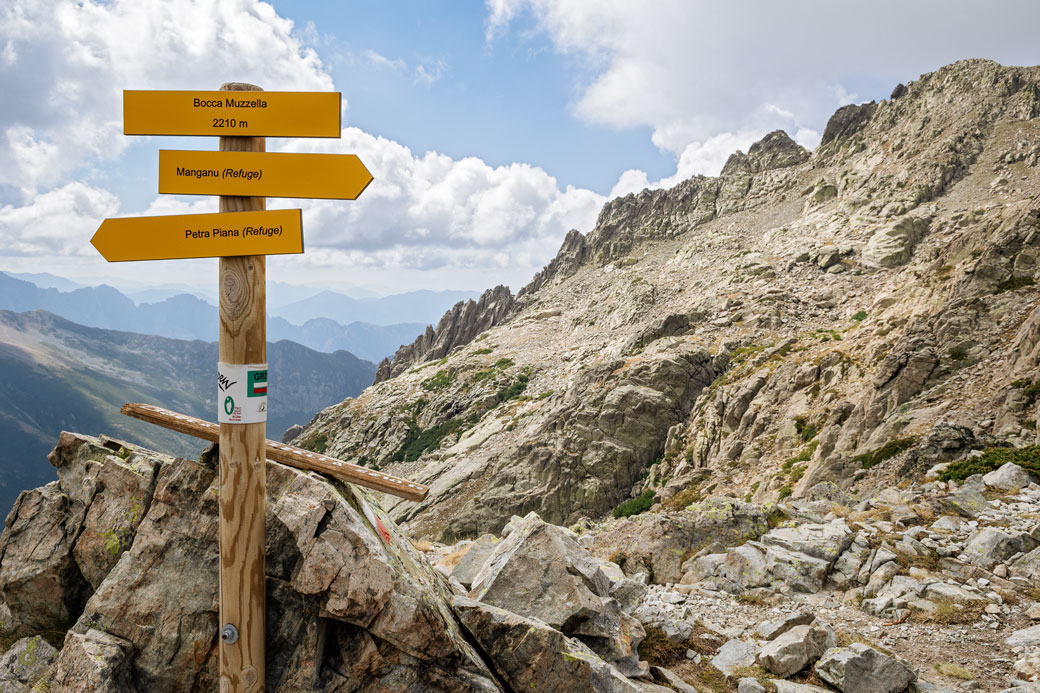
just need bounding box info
[288,60,1040,545]
[374,285,514,383]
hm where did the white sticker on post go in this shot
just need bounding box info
[217,362,268,424]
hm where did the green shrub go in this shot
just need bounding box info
[794,416,818,442]
[473,348,493,355]
[302,433,328,454]
[782,440,819,470]
[421,369,454,391]
[392,418,467,462]
[498,374,529,402]
[778,485,793,500]
[1016,380,1040,405]
[939,446,1040,481]
[854,437,917,469]
[613,489,655,518]
[492,357,514,369]
[852,310,868,321]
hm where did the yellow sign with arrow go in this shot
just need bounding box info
[158,150,373,199]
[90,209,303,261]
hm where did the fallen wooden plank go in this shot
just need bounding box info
[121,402,428,502]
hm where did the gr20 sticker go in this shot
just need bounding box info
[218,362,267,424]
[248,369,268,397]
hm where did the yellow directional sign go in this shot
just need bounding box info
[90,209,303,262]
[158,150,373,200]
[124,90,341,137]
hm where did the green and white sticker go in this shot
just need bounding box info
[217,362,268,424]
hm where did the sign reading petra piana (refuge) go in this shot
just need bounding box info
[91,209,303,261]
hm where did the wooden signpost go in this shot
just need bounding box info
[94,82,421,692]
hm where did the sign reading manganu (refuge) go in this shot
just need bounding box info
[91,209,303,261]
[158,150,373,199]
[123,90,341,137]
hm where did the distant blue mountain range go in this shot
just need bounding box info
[0,272,475,362]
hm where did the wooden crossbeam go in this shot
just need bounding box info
[121,402,428,502]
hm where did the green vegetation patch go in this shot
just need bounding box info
[421,369,455,392]
[613,489,655,518]
[855,437,917,470]
[852,310,868,321]
[794,416,818,442]
[995,276,1036,293]
[300,433,328,454]
[473,347,493,355]
[392,418,465,462]
[472,356,518,383]
[498,374,529,402]
[782,440,819,470]
[1012,379,1040,405]
[939,446,1040,482]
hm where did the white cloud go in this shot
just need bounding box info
[0,0,331,194]
[363,49,406,71]
[415,59,447,86]
[0,182,119,256]
[271,128,604,271]
[487,0,1040,186]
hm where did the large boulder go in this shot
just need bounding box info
[591,497,771,584]
[454,596,643,692]
[983,462,1038,491]
[759,520,854,563]
[815,643,916,693]
[720,541,832,594]
[450,534,499,589]
[471,513,646,676]
[0,635,57,692]
[1013,546,1040,582]
[50,629,138,693]
[711,639,757,677]
[757,623,836,677]
[962,527,1038,568]
[862,216,931,268]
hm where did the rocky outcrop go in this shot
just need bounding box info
[590,498,772,584]
[374,285,515,383]
[516,228,589,299]
[721,130,810,176]
[0,433,501,691]
[820,101,878,146]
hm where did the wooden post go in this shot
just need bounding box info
[218,82,266,692]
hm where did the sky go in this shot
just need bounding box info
[2,1,1040,297]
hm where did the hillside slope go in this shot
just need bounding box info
[0,310,376,515]
[297,59,1040,541]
